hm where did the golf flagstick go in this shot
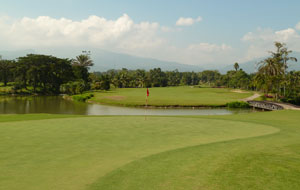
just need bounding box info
[145,88,149,120]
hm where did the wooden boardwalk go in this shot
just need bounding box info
[247,101,300,111]
[242,93,300,111]
[248,101,284,111]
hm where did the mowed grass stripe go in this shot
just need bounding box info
[89,111,300,190]
[0,116,277,190]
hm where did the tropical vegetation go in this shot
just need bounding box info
[1,41,300,104]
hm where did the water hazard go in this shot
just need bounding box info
[0,96,255,115]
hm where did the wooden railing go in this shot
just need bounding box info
[247,101,284,111]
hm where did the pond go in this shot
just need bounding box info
[0,96,255,115]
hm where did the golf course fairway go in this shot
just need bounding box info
[88,86,253,107]
[0,111,299,190]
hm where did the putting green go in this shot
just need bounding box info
[0,115,278,190]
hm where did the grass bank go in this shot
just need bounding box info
[0,111,299,190]
[88,86,253,107]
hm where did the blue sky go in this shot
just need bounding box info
[1,0,300,67]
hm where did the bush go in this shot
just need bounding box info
[91,80,110,90]
[60,80,86,95]
[12,83,23,91]
[72,93,94,102]
[226,101,250,108]
[281,96,300,106]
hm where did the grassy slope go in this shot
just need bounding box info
[90,111,300,190]
[0,113,285,190]
[89,86,253,107]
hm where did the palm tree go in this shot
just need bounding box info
[72,54,94,86]
[234,62,239,71]
[281,46,297,96]
[257,57,283,100]
[268,42,297,96]
[268,42,297,73]
[72,54,94,69]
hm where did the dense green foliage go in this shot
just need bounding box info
[0,111,299,190]
[92,68,252,89]
[0,54,93,94]
[255,42,299,102]
[60,80,86,95]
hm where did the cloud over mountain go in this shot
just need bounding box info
[241,27,300,62]
[0,14,234,67]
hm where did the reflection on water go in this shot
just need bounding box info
[0,96,255,115]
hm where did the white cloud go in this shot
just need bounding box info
[296,22,300,30]
[176,16,202,26]
[241,27,300,61]
[0,14,164,51]
[180,43,234,65]
[188,43,232,52]
[0,14,235,68]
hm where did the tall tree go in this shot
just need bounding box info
[72,54,94,86]
[0,59,14,86]
[272,42,298,96]
[255,42,297,99]
[72,54,94,68]
[234,62,239,71]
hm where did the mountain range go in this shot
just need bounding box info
[1,49,300,73]
[219,52,300,74]
[0,49,203,72]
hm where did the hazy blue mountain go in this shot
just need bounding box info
[2,49,299,73]
[0,49,35,59]
[219,58,262,74]
[0,49,202,72]
[35,48,204,72]
[90,50,203,72]
[220,52,300,74]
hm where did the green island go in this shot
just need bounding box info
[86,86,253,107]
[0,111,299,190]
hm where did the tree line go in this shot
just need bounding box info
[0,54,93,94]
[1,42,300,104]
[91,42,299,104]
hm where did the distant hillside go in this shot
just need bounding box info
[220,52,300,74]
[0,49,35,59]
[0,49,203,72]
[90,50,203,72]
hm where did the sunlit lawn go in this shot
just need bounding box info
[0,111,299,190]
[89,86,253,107]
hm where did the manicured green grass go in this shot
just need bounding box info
[0,111,299,190]
[89,86,253,107]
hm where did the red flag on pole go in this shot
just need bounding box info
[147,88,149,97]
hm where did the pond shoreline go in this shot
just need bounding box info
[63,94,228,109]
[87,99,227,109]
[0,95,256,115]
